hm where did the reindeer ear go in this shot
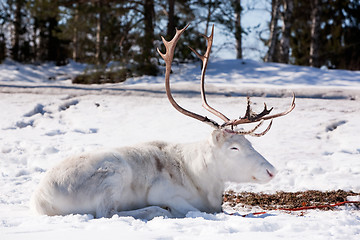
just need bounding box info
[211,129,232,146]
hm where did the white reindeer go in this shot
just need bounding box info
[31,24,295,220]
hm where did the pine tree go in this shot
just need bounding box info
[30,0,67,64]
[11,0,25,61]
[166,0,175,38]
[157,0,200,62]
[279,0,293,64]
[140,0,158,75]
[0,1,9,62]
[323,0,360,70]
[289,0,311,66]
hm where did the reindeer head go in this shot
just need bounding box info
[158,24,295,183]
[210,129,277,183]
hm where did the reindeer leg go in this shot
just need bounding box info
[114,206,174,221]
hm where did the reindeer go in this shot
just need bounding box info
[31,24,295,220]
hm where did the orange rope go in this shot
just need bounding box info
[277,201,360,212]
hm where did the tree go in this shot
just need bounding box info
[309,0,321,67]
[341,0,360,70]
[279,0,293,63]
[197,0,243,59]
[140,0,157,75]
[289,0,360,70]
[157,0,201,62]
[233,0,242,59]
[11,0,25,61]
[0,33,5,62]
[95,1,103,64]
[288,0,312,66]
[0,1,9,62]
[323,0,360,70]
[166,0,175,38]
[30,0,67,64]
[265,0,280,62]
[71,6,79,61]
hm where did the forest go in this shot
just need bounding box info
[0,0,359,83]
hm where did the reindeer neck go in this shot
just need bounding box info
[175,140,225,210]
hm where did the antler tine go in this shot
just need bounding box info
[249,120,273,137]
[157,23,190,62]
[225,93,296,127]
[231,119,264,134]
[188,25,230,123]
[158,24,220,129]
[228,119,273,137]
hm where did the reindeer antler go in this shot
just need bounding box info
[188,25,230,123]
[157,24,220,129]
[223,93,296,127]
[158,24,295,136]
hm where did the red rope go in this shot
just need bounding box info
[230,201,360,217]
[278,201,360,212]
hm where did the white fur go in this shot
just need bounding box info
[31,130,276,220]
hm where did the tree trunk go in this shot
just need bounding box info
[0,33,5,63]
[265,0,280,62]
[142,0,157,75]
[38,24,46,61]
[13,0,23,61]
[72,7,79,61]
[309,0,321,67]
[166,0,175,38]
[280,0,293,64]
[234,0,242,59]
[144,0,155,57]
[144,0,155,58]
[47,16,60,62]
[95,1,103,64]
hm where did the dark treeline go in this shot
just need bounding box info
[265,0,360,70]
[0,0,359,83]
[0,0,243,81]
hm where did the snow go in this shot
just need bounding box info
[1,58,360,239]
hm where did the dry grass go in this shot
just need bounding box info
[223,190,360,210]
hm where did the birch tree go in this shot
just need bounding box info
[265,0,280,62]
[309,0,321,67]
[233,0,242,59]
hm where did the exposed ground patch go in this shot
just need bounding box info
[223,190,360,210]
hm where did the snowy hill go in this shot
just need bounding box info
[0,59,360,239]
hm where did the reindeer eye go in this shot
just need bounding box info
[230,147,239,151]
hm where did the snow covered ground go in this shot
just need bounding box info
[1,58,360,239]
